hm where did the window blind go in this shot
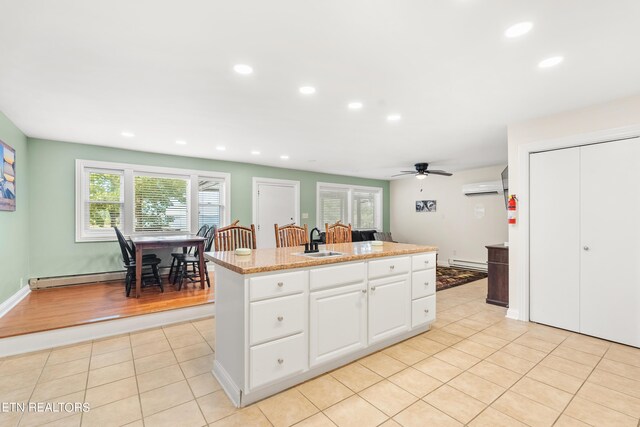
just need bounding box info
[86,169,124,232]
[134,174,189,232]
[198,179,223,229]
[352,190,377,229]
[318,188,349,226]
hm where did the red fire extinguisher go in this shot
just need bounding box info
[508,195,517,225]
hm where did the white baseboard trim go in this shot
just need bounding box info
[0,286,30,318]
[0,303,215,358]
[506,308,521,321]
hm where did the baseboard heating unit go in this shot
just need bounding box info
[448,258,488,272]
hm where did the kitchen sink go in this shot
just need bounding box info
[294,251,345,258]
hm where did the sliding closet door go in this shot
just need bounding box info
[580,138,640,347]
[530,148,581,331]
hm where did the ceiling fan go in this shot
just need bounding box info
[392,163,453,180]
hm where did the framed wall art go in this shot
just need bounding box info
[0,140,16,211]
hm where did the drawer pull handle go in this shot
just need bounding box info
[277,358,284,365]
[424,282,429,286]
[361,289,367,294]
[277,282,284,287]
[277,316,284,322]
[424,309,430,314]
[425,260,429,264]
[390,265,395,270]
[371,286,376,291]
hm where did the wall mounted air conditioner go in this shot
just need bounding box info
[462,181,503,196]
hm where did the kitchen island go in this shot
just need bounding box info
[205,241,438,407]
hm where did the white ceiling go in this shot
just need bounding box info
[1,1,640,179]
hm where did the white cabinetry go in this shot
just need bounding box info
[368,274,410,344]
[213,251,437,408]
[530,137,640,347]
[309,282,367,367]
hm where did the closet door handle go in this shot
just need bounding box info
[583,246,590,251]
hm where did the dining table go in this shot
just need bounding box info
[130,234,207,298]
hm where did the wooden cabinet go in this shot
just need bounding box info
[486,244,509,307]
[368,274,411,344]
[309,282,367,367]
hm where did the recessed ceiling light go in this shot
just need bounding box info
[538,56,564,68]
[251,150,260,155]
[387,114,402,122]
[233,64,253,75]
[299,86,316,95]
[216,145,226,151]
[175,140,187,145]
[121,131,135,138]
[348,102,363,110]
[504,22,533,38]
[280,155,289,160]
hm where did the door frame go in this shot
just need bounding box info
[513,124,640,322]
[252,177,301,244]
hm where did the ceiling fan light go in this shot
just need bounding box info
[416,173,427,180]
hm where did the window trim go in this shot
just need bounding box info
[76,159,231,242]
[316,182,383,231]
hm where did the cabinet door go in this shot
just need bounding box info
[368,274,410,344]
[309,282,367,367]
[580,138,640,347]
[530,147,581,332]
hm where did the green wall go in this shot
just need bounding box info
[0,113,29,304]
[28,138,390,279]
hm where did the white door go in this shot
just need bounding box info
[529,147,581,332]
[309,282,367,367]
[254,180,299,248]
[580,138,640,347]
[368,274,410,344]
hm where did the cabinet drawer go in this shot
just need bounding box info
[412,253,437,271]
[488,247,508,264]
[250,271,306,301]
[250,293,305,345]
[368,256,410,279]
[412,269,436,299]
[249,333,306,390]
[412,295,436,328]
[310,262,365,291]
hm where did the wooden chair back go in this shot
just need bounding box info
[274,223,308,248]
[325,221,352,244]
[214,220,257,251]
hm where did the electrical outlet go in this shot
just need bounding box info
[302,213,309,219]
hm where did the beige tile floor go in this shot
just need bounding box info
[1,279,640,426]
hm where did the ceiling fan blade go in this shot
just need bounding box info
[399,170,416,173]
[391,172,416,177]
[426,170,453,176]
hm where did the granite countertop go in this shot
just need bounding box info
[205,241,438,275]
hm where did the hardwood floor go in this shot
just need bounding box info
[0,275,214,338]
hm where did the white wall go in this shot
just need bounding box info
[507,94,640,320]
[391,165,508,267]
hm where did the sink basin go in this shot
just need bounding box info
[294,251,345,258]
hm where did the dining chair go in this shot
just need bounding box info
[325,221,352,244]
[175,226,216,290]
[168,224,208,283]
[274,223,308,248]
[113,227,163,296]
[214,220,257,251]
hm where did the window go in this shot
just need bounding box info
[86,169,124,235]
[76,160,230,242]
[134,174,189,232]
[198,179,223,229]
[316,183,383,231]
